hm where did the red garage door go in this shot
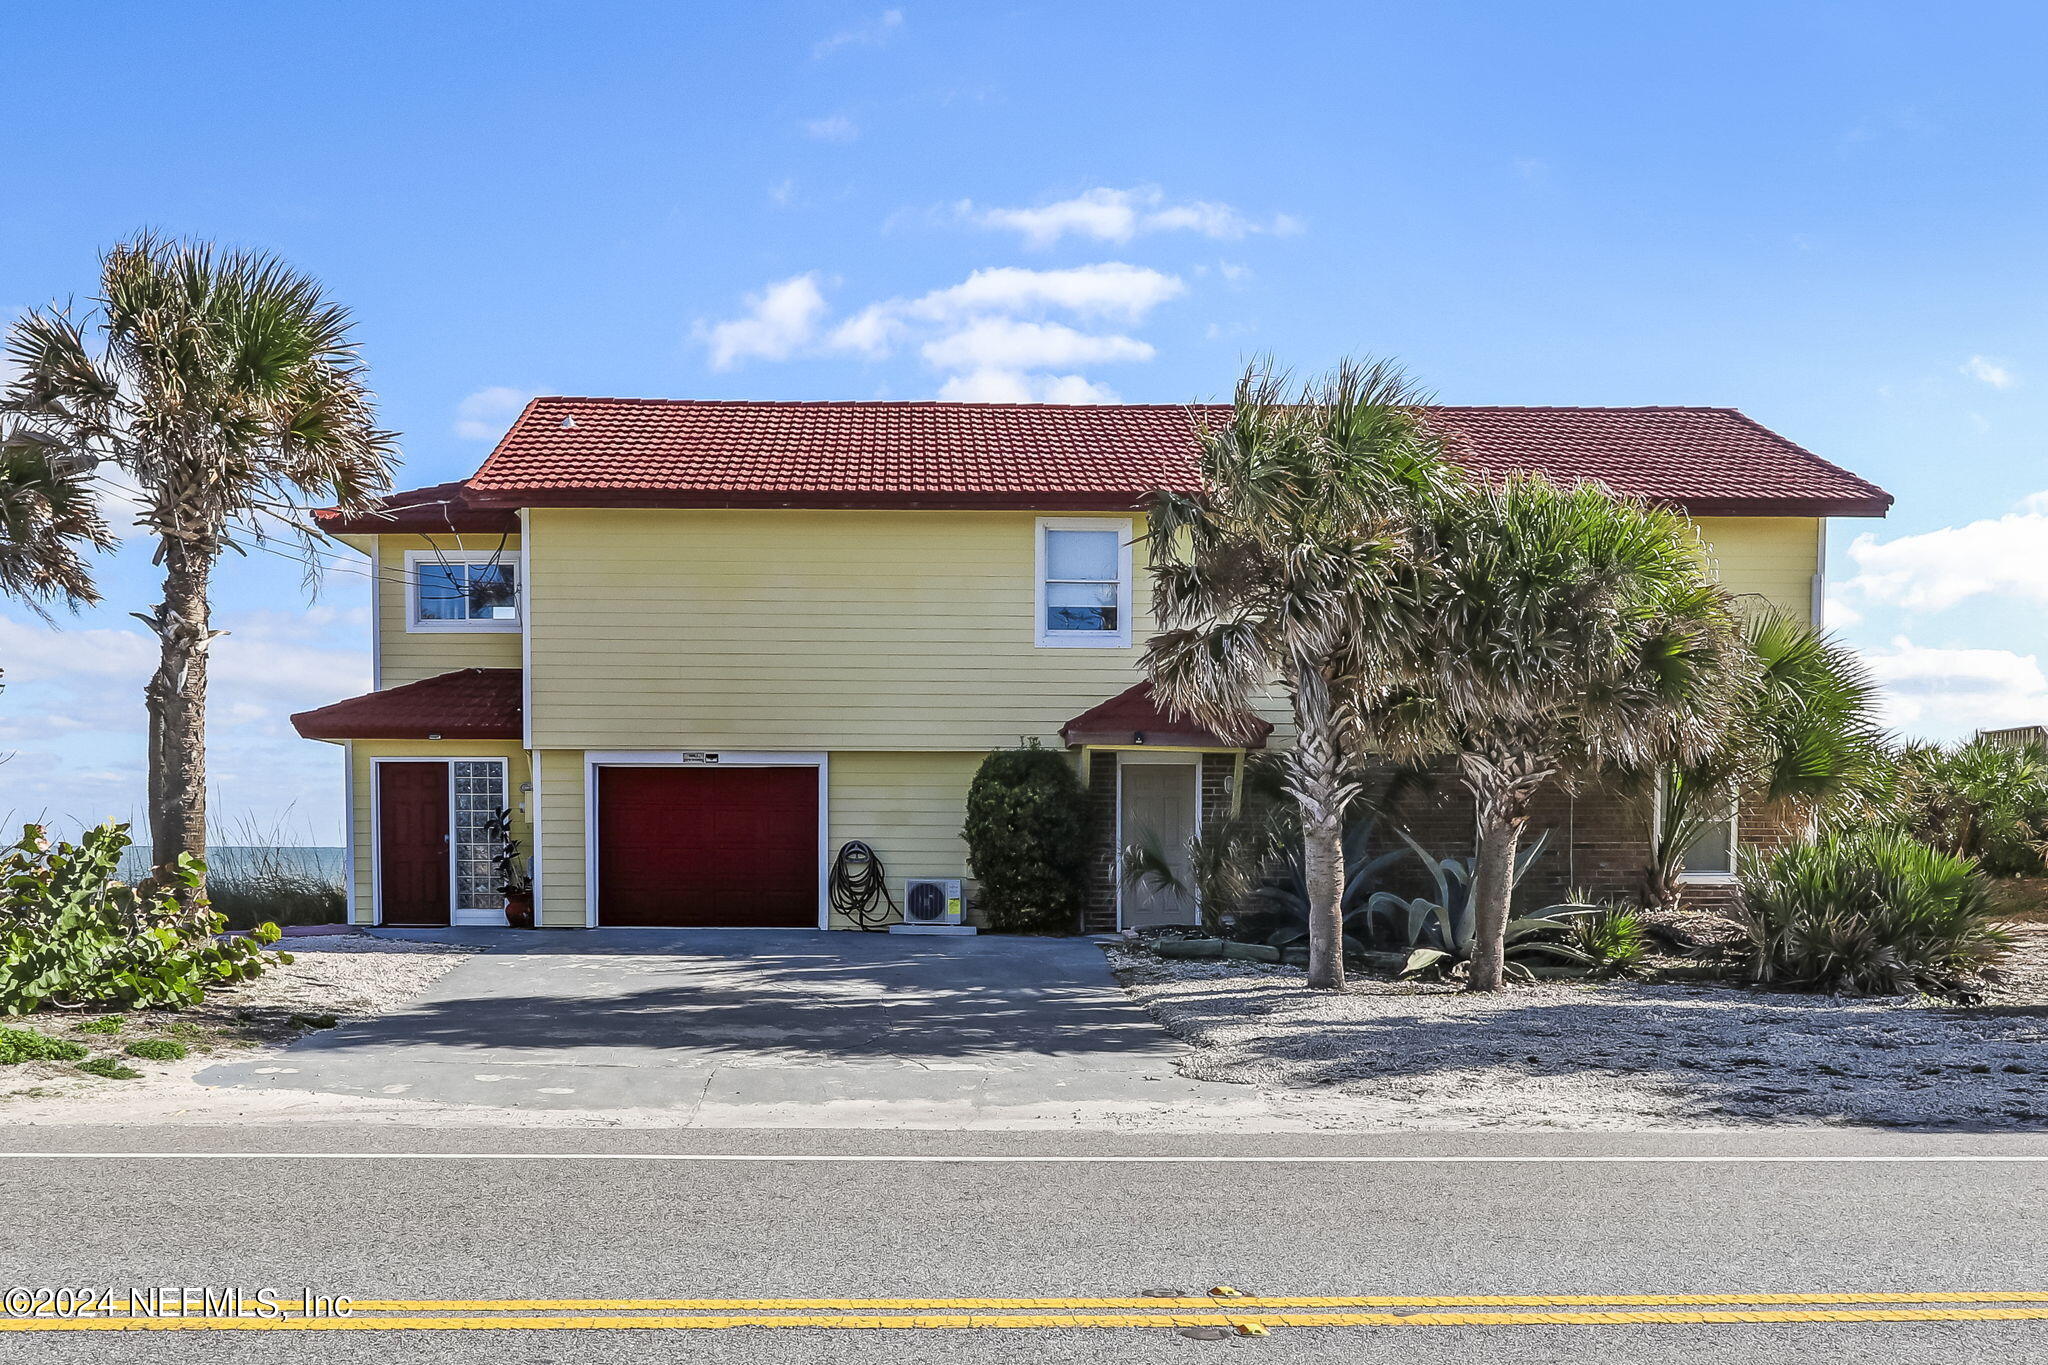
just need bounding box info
[596,766,819,927]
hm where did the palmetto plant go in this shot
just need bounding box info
[1643,605,1885,907]
[1143,358,1449,989]
[1735,828,2013,994]
[1884,737,2048,877]
[1377,476,1750,991]
[1,236,395,878]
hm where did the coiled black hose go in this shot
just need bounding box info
[828,840,898,932]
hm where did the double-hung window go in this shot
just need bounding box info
[1036,518,1132,648]
[406,549,521,632]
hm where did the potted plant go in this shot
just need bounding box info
[485,807,534,928]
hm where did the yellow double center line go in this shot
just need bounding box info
[9,1291,2048,1333]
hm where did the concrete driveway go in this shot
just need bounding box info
[198,930,1256,1126]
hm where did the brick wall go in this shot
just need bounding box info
[1081,751,1120,933]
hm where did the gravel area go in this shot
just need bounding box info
[1107,931,2048,1130]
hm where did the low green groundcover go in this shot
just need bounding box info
[0,1026,87,1065]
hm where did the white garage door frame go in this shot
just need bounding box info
[582,750,831,930]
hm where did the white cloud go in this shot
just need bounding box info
[804,115,860,143]
[702,262,1181,400]
[1859,636,2048,741]
[813,8,902,58]
[454,386,536,441]
[1962,354,2016,389]
[768,178,797,207]
[936,371,1121,404]
[919,318,1152,371]
[959,186,1300,248]
[698,274,830,371]
[1844,493,2048,613]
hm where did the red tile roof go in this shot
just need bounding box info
[443,397,1888,518]
[291,668,522,741]
[312,480,521,537]
[1061,681,1273,750]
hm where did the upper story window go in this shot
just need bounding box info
[406,549,521,633]
[1036,518,1132,648]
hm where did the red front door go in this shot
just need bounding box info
[597,766,818,927]
[378,762,450,926]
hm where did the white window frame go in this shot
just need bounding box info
[1034,517,1133,649]
[1654,772,1740,884]
[404,548,522,633]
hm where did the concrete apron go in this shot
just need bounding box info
[196,929,1267,1128]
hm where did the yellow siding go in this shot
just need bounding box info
[374,533,523,688]
[344,740,530,924]
[535,749,587,928]
[526,509,1158,751]
[826,752,983,927]
[1692,517,1820,624]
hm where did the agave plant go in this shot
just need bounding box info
[1363,827,1601,980]
[1235,818,1407,951]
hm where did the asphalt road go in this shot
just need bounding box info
[3,1126,2046,1364]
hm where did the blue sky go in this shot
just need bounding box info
[4,1,2047,841]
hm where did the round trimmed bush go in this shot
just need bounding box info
[962,743,1090,933]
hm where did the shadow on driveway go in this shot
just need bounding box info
[197,930,1258,1125]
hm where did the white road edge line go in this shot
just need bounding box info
[3,1153,2047,1163]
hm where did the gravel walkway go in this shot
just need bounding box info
[1108,932,2048,1130]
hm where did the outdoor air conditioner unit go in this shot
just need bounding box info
[890,878,974,935]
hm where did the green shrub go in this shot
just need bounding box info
[77,1015,124,1035]
[0,823,286,1014]
[1884,738,2048,877]
[1572,904,1651,974]
[0,1026,88,1064]
[76,1057,141,1080]
[962,743,1090,933]
[123,1039,187,1061]
[1734,829,2014,994]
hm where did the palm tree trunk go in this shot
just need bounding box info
[143,541,215,878]
[1467,810,1524,992]
[1302,812,1346,990]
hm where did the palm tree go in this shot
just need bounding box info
[1381,476,1749,992]
[1143,359,1449,989]
[1643,604,1883,907]
[1,235,394,876]
[0,437,109,614]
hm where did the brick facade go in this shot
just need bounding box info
[1081,751,1120,933]
[1073,747,1796,931]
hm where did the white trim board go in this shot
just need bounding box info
[582,751,832,930]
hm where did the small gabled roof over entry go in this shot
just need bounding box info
[291,668,523,741]
[1060,681,1272,750]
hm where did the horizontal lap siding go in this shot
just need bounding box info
[827,752,983,927]
[536,749,587,928]
[1693,517,1820,624]
[346,740,530,924]
[526,509,1162,751]
[376,533,524,688]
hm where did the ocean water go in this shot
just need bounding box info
[116,845,346,885]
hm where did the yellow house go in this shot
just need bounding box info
[292,399,1891,933]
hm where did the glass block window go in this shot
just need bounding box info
[452,760,508,911]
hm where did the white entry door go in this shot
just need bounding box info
[1119,759,1200,928]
